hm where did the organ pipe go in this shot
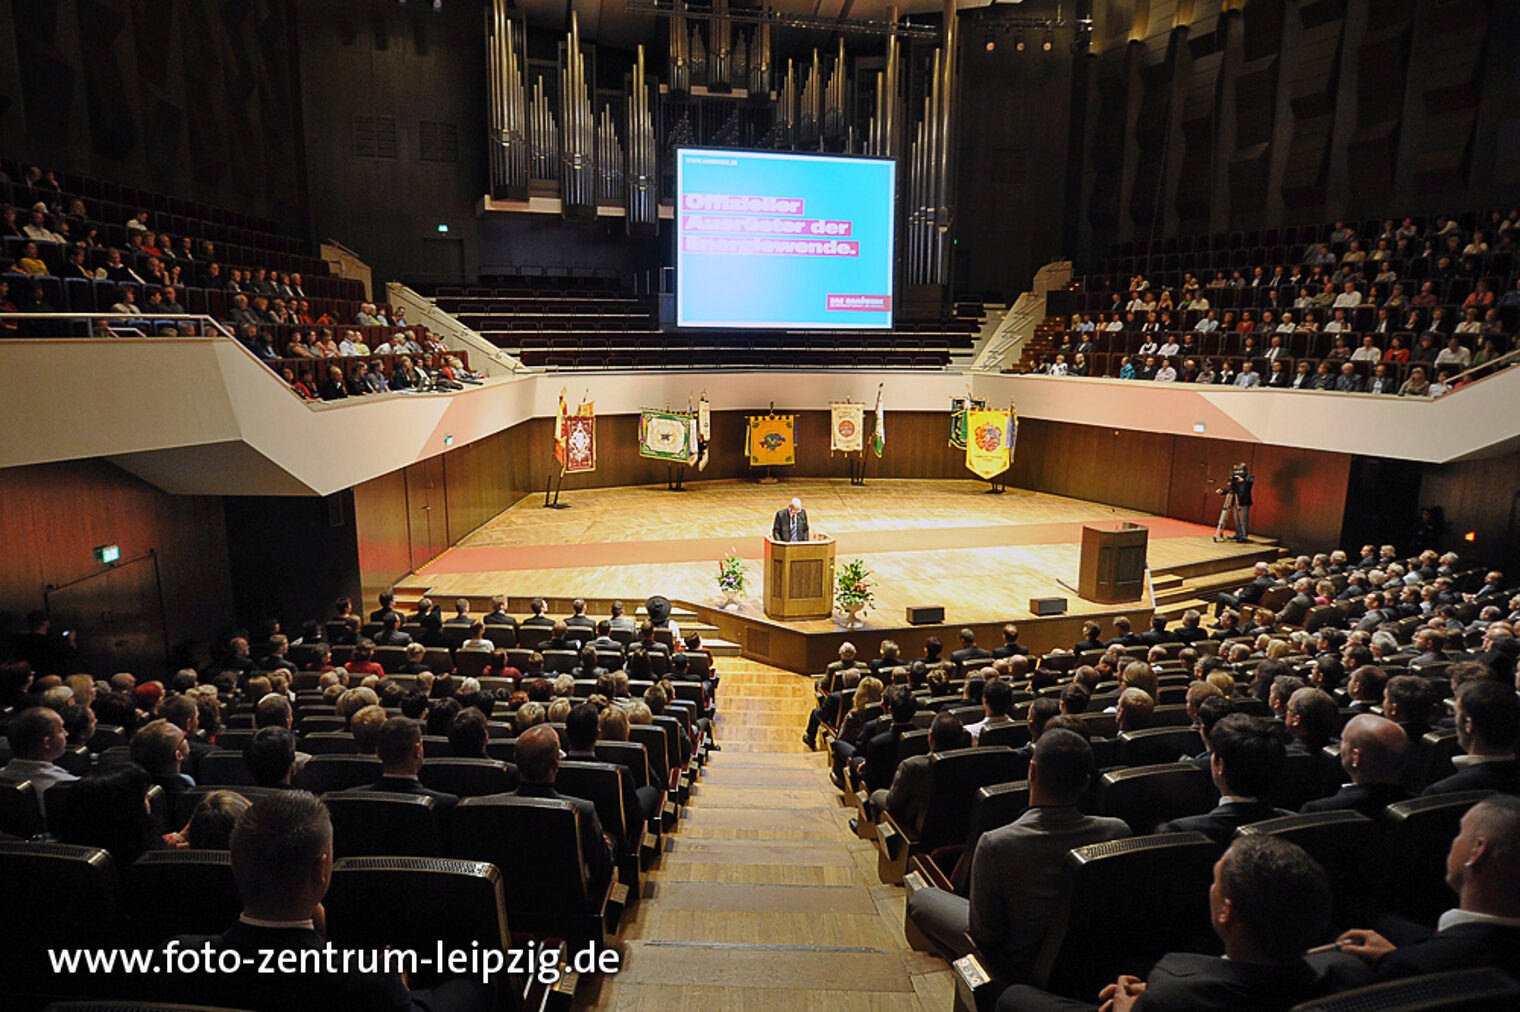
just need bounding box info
[669,0,689,93]
[486,0,528,199]
[529,73,559,180]
[750,15,771,96]
[626,45,657,232]
[560,12,596,216]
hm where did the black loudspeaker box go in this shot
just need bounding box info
[905,605,945,625]
[1029,597,1068,616]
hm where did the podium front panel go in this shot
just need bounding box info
[763,537,835,620]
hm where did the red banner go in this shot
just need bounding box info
[564,414,596,473]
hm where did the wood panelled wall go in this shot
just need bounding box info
[0,460,234,673]
[1079,0,1520,253]
[1419,449,1520,570]
[350,411,1357,599]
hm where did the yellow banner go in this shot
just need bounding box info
[747,414,796,466]
[964,409,1012,480]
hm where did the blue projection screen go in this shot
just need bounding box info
[675,148,896,329]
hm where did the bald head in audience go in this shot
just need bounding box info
[1338,714,1409,785]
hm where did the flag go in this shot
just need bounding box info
[1006,400,1018,470]
[829,402,864,453]
[949,396,986,449]
[553,389,568,470]
[871,384,885,458]
[746,413,796,466]
[639,409,698,462]
[964,408,1012,480]
[697,394,711,470]
[564,400,596,473]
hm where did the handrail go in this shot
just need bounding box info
[0,311,237,338]
[386,281,526,376]
[1437,347,1520,388]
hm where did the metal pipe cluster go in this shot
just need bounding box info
[560,12,596,214]
[486,0,528,198]
[529,73,559,180]
[626,45,658,230]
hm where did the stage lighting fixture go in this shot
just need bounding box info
[1015,30,1026,51]
[985,30,995,51]
[1042,29,1054,51]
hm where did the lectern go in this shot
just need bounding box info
[764,535,836,620]
[1078,523,1149,603]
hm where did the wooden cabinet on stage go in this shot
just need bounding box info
[1078,523,1149,603]
[764,536,835,620]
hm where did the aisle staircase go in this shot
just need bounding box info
[1149,542,1287,622]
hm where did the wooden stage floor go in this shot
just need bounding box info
[411,478,1263,633]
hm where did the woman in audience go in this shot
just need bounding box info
[1069,353,1089,377]
[282,367,315,400]
[1473,336,1502,368]
[56,764,162,876]
[345,639,385,678]
[1399,365,1432,396]
[314,328,340,357]
[166,790,250,849]
[1383,334,1409,363]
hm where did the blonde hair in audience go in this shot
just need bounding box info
[514,701,546,732]
[546,697,572,722]
[853,676,884,714]
[1120,661,1157,700]
[1265,639,1291,660]
[1206,671,1236,697]
[625,700,653,724]
[598,706,630,741]
[552,673,575,697]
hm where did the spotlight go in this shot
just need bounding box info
[1015,29,1025,51]
[984,30,996,52]
[1042,29,1054,51]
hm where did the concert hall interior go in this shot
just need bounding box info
[3,1,1520,1011]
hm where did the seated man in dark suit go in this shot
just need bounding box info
[510,724,615,895]
[160,791,491,1011]
[565,702,661,828]
[998,836,1329,1012]
[446,597,475,625]
[369,590,399,624]
[1345,664,1388,712]
[1072,621,1105,655]
[1284,687,1340,754]
[245,727,299,788]
[635,621,670,656]
[871,638,907,672]
[540,620,580,654]
[587,620,623,655]
[1171,609,1207,644]
[1384,674,1439,789]
[1275,578,1316,627]
[158,692,216,778]
[372,613,412,647]
[350,716,458,812]
[1104,616,1142,648]
[992,624,1029,659]
[1214,562,1275,618]
[772,497,809,542]
[871,711,964,828]
[1422,679,1520,795]
[521,598,554,629]
[129,718,195,798]
[1158,714,1291,843]
[1302,714,1410,817]
[1330,796,1520,985]
[1138,615,1174,647]
[564,598,596,633]
[950,627,992,671]
[256,633,299,673]
[908,729,1132,978]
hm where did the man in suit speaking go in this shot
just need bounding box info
[772,497,810,542]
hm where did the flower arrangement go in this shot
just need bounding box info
[836,558,876,612]
[717,551,748,597]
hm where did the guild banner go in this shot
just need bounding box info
[949,396,987,449]
[964,408,1012,480]
[639,410,698,463]
[829,402,864,453]
[564,409,596,473]
[746,413,796,466]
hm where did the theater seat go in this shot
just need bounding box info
[555,759,643,893]
[173,784,283,825]
[1286,967,1520,1011]
[0,841,122,1002]
[323,791,443,858]
[1031,832,1220,999]
[127,850,242,943]
[0,776,46,838]
[1096,763,1214,834]
[295,754,383,794]
[419,757,518,797]
[1236,810,1378,931]
[325,856,534,1000]
[450,795,621,945]
[1380,791,1494,926]
[1116,726,1203,767]
[878,746,1027,885]
[977,722,1031,749]
[195,750,255,787]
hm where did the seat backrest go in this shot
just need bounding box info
[1033,832,1220,998]
[917,747,1028,848]
[296,754,384,794]
[1380,790,1494,926]
[419,757,517,798]
[961,780,1031,875]
[895,728,931,764]
[628,725,671,783]
[127,849,241,943]
[1080,712,1119,738]
[595,740,651,789]
[977,722,1031,749]
[1285,967,1520,1012]
[303,731,359,755]
[449,796,591,940]
[173,784,284,825]
[210,728,256,752]
[0,777,45,838]
[556,760,636,849]
[1117,726,1203,767]
[652,714,688,765]
[0,841,122,994]
[1266,748,1332,810]
[1237,810,1378,930]
[1096,762,1214,834]
[195,750,256,788]
[323,791,443,858]
[327,856,519,993]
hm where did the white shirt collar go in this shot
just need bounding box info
[1437,908,1520,932]
[1452,753,1516,768]
[239,913,316,930]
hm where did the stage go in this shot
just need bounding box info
[400,478,1275,671]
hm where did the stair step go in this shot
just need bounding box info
[703,637,741,658]
[1152,574,1185,591]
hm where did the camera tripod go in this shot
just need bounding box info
[1213,490,1240,542]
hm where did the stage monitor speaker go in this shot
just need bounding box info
[905,604,944,625]
[1029,597,1067,616]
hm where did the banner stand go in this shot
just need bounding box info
[543,470,571,509]
[758,465,778,485]
[666,464,688,491]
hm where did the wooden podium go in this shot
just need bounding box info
[1078,523,1149,603]
[764,535,836,620]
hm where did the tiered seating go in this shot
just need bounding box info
[425,275,986,370]
[1016,209,1520,390]
[0,590,716,1008]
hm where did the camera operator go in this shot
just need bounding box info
[1218,463,1254,542]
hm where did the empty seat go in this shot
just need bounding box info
[127,849,242,942]
[0,776,46,838]
[323,791,443,858]
[1032,833,1220,999]
[295,755,383,794]
[196,749,255,787]
[1096,763,1215,834]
